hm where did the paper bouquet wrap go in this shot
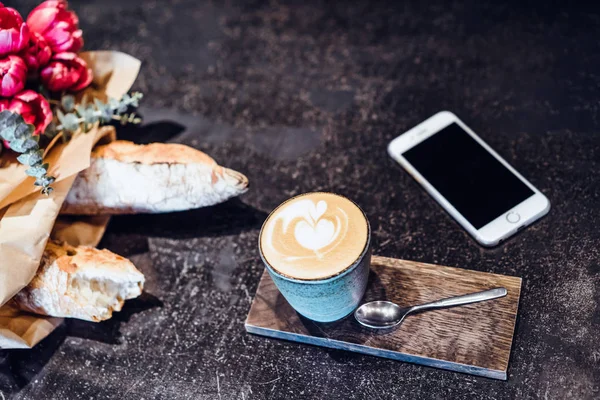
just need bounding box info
[0,51,141,349]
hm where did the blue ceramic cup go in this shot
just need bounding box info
[259,193,371,322]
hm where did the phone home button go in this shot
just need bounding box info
[506,212,521,224]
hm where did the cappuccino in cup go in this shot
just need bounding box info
[259,192,371,322]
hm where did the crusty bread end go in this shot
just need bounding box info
[12,240,145,322]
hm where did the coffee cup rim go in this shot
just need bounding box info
[258,191,371,284]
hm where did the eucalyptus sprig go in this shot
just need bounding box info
[0,111,56,195]
[53,92,143,137]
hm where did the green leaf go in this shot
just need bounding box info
[75,105,86,116]
[81,106,99,124]
[0,110,21,127]
[26,163,49,178]
[62,113,80,132]
[0,125,17,141]
[17,149,43,166]
[56,109,65,124]
[129,92,143,107]
[0,110,27,141]
[14,122,34,139]
[9,137,38,152]
[35,175,55,187]
[99,104,113,124]
[61,95,76,112]
[44,121,58,139]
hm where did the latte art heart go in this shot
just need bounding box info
[308,200,327,224]
[294,217,336,251]
[260,193,369,280]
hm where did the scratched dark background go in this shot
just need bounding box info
[1,0,599,399]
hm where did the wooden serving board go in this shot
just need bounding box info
[245,256,522,380]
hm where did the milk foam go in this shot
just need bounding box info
[260,193,369,280]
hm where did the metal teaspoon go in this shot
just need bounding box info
[354,287,507,329]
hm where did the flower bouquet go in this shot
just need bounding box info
[0,0,143,195]
[0,0,143,348]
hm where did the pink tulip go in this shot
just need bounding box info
[0,55,27,97]
[27,0,83,53]
[40,52,92,92]
[0,4,29,57]
[19,32,52,72]
[7,90,53,134]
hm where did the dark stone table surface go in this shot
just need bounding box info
[1,0,599,399]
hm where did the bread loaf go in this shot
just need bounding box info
[61,140,249,215]
[12,240,145,322]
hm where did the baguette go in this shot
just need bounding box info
[12,240,145,322]
[61,140,249,215]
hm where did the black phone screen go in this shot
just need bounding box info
[402,123,535,229]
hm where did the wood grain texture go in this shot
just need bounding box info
[245,256,522,380]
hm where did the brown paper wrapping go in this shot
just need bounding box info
[0,51,141,349]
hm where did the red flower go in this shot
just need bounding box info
[40,52,92,92]
[7,90,53,134]
[0,55,27,97]
[0,4,29,57]
[0,92,51,149]
[19,32,51,72]
[27,0,83,53]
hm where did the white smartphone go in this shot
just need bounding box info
[387,111,550,246]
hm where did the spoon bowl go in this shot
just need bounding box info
[354,301,408,329]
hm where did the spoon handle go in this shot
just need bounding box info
[410,287,507,313]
